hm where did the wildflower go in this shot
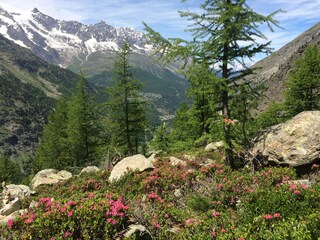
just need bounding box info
[64,231,72,237]
[68,211,73,217]
[88,193,94,199]
[7,219,14,228]
[293,190,301,195]
[311,164,319,170]
[212,230,216,237]
[185,218,195,226]
[212,211,221,217]
[221,228,226,233]
[164,214,169,219]
[273,213,281,218]
[263,214,273,220]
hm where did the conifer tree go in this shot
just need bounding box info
[143,0,281,168]
[107,42,147,155]
[67,75,101,167]
[284,45,320,116]
[34,97,69,171]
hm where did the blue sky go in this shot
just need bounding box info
[1,0,319,55]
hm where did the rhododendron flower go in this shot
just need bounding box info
[273,213,281,218]
[7,219,14,228]
[221,228,226,233]
[64,231,72,237]
[185,218,195,225]
[212,230,216,237]
[311,163,319,170]
[89,193,94,199]
[68,211,73,217]
[212,211,221,217]
[263,214,273,220]
[164,214,169,219]
[293,190,301,195]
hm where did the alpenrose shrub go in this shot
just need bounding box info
[1,193,129,239]
[1,155,319,239]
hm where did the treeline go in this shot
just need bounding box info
[1,0,320,183]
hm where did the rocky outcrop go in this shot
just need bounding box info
[205,141,224,152]
[80,166,100,175]
[30,169,72,189]
[0,198,20,216]
[109,154,154,182]
[124,224,152,240]
[169,157,187,166]
[3,184,35,199]
[251,111,320,167]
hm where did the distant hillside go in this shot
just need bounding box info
[242,22,320,112]
[0,34,80,157]
[0,5,189,121]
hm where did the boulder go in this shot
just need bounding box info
[0,198,20,216]
[251,111,320,167]
[0,209,27,225]
[124,224,152,240]
[205,141,224,152]
[169,157,187,166]
[3,184,35,199]
[109,154,154,182]
[30,169,72,189]
[79,166,100,175]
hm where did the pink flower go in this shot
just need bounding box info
[50,237,56,240]
[221,228,226,233]
[263,214,273,220]
[273,213,281,218]
[7,219,14,228]
[68,211,73,217]
[164,214,169,219]
[212,211,221,217]
[185,218,195,226]
[311,164,319,170]
[89,193,94,199]
[64,231,72,237]
[212,230,216,237]
[238,238,246,240]
[293,190,301,195]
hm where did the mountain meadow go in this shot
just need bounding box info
[0,0,320,239]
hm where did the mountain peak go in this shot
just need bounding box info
[32,7,40,13]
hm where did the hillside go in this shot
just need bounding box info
[0,152,319,239]
[0,34,80,157]
[0,5,189,120]
[243,22,320,112]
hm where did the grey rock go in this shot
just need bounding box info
[109,154,154,182]
[169,157,187,166]
[30,169,72,189]
[174,189,182,198]
[0,198,20,216]
[251,111,320,167]
[124,224,152,240]
[3,184,35,199]
[205,141,224,152]
[80,166,100,175]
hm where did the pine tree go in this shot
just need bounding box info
[34,97,69,171]
[67,75,101,167]
[284,45,320,116]
[107,42,147,155]
[143,0,281,168]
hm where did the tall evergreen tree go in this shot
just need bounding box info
[34,97,69,171]
[143,0,281,168]
[284,45,320,116]
[67,75,101,167]
[107,42,147,155]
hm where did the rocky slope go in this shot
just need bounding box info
[244,21,320,112]
[0,34,79,157]
[0,4,188,121]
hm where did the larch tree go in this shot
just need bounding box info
[67,75,101,167]
[107,41,147,155]
[143,0,281,168]
[284,45,320,116]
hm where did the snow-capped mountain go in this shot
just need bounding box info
[0,5,152,67]
[0,4,188,123]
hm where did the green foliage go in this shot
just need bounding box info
[1,154,320,239]
[35,76,103,171]
[284,45,320,116]
[0,155,22,184]
[144,0,282,167]
[151,123,170,152]
[106,42,147,155]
